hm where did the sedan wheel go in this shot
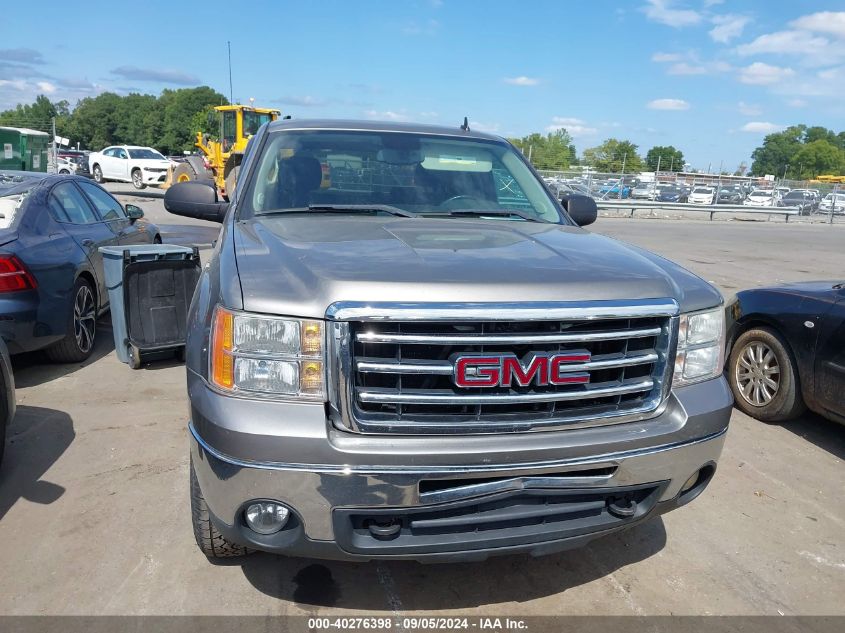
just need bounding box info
[93,165,103,183]
[727,327,805,423]
[73,284,96,354]
[132,169,146,190]
[45,278,98,363]
[735,341,780,407]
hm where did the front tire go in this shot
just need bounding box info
[131,169,146,190]
[172,162,197,184]
[190,458,250,558]
[92,164,104,183]
[45,277,97,363]
[728,327,805,423]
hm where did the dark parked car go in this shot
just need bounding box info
[726,281,845,424]
[715,187,743,205]
[656,185,688,203]
[0,337,14,467]
[780,190,816,215]
[0,171,161,362]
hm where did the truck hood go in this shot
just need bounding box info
[233,215,722,318]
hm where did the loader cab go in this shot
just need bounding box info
[218,106,279,153]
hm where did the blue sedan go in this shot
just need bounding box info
[0,171,160,362]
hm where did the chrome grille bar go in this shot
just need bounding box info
[358,379,654,405]
[355,326,662,346]
[356,350,659,375]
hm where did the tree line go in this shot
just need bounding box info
[0,87,227,155]
[507,129,684,174]
[750,125,845,179]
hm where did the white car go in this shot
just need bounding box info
[688,187,714,205]
[631,182,658,200]
[744,190,779,207]
[55,157,77,175]
[819,193,845,214]
[88,145,174,189]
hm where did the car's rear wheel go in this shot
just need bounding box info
[728,327,805,423]
[45,278,97,363]
[190,458,250,558]
[92,164,104,183]
[132,168,146,190]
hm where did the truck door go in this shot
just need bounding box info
[813,287,845,419]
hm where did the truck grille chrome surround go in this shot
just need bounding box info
[326,299,679,434]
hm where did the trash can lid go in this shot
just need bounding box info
[99,244,197,258]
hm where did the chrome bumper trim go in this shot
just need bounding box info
[190,422,727,475]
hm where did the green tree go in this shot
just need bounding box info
[583,139,643,173]
[509,129,574,170]
[157,86,227,153]
[645,145,684,172]
[750,125,806,176]
[793,140,845,178]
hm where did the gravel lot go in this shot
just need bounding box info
[0,183,842,616]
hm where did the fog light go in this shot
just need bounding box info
[245,502,290,535]
[681,471,700,493]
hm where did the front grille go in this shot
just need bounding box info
[328,300,678,434]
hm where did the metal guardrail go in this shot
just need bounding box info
[596,200,802,222]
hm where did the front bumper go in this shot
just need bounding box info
[141,169,168,184]
[189,374,732,562]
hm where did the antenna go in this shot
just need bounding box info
[460,116,470,132]
[227,41,234,104]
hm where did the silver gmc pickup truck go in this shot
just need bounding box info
[164,119,732,562]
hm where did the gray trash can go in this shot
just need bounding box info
[100,244,201,368]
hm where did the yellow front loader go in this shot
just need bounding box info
[168,104,280,198]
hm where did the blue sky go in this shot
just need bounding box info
[2,0,844,170]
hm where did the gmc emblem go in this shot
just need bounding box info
[453,352,591,388]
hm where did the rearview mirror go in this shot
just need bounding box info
[125,204,144,221]
[559,192,597,227]
[164,181,229,223]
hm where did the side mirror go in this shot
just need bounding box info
[164,181,229,223]
[126,204,144,221]
[559,192,597,227]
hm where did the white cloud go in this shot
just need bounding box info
[738,101,762,116]
[545,116,598,137]
[468,120,500,133]
[786,98,807,108]
[642,0,702,27]
[703,0,724,6]
[402,19,439,36]
[275,95,326,107]
[647,98,690,110]
[740,122,784,134]
[738,62,795,85]
[503,76,539,86]
[651,52,682,62]
[363,110,408,122]
[709,14,750,43]
[737,30,830,58]
[35,81,56,94]
[790,11,845,38]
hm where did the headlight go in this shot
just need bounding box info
[210,306,324,399]
[673,307,725,387]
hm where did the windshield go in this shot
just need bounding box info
[128,148,165,160]
[243,111,274,137]
[243,130,562,222]
[693,188,711,194]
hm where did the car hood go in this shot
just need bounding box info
[233,215,721,318]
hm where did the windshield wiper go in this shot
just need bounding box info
[258,204,416,218]
[307,204,416,218]
[432,209,548,223]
